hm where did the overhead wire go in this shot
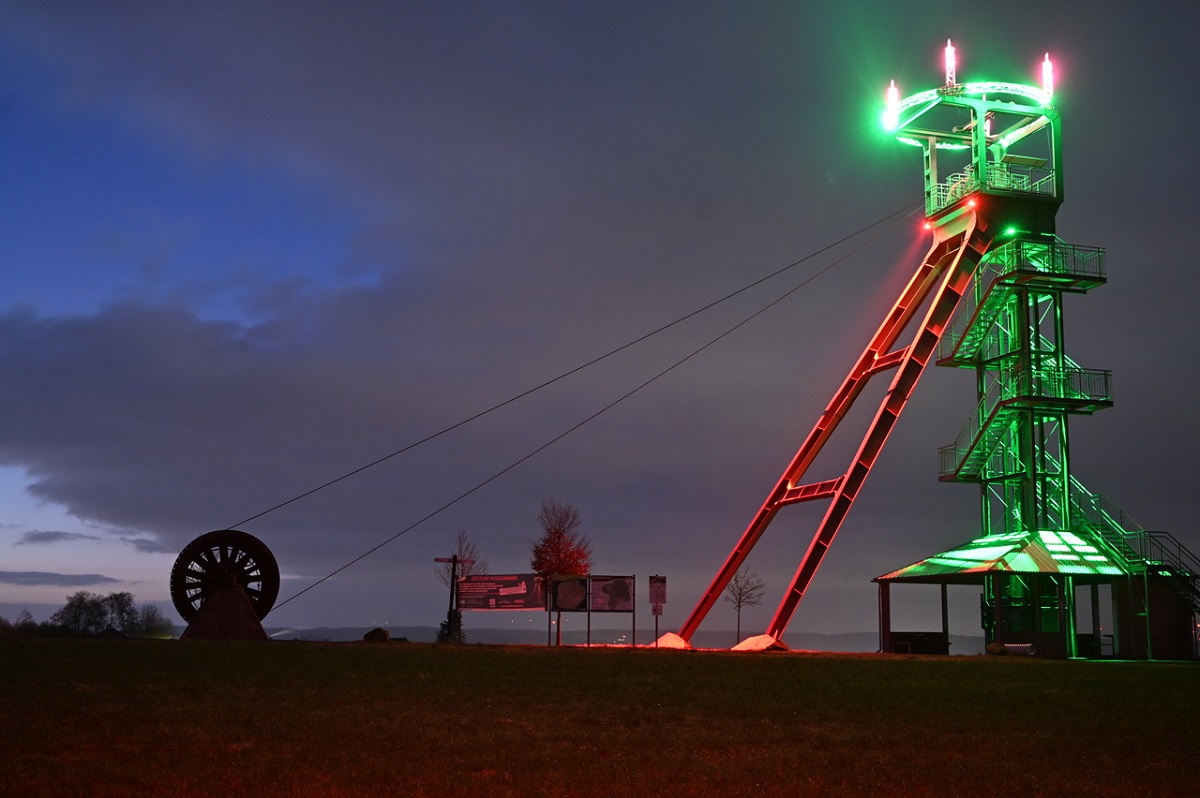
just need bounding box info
[273,201,923,610]
[229,199,922,531]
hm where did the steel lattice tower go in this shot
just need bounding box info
[673,43,1197,655]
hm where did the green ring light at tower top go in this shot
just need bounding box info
[883,42,1055,149]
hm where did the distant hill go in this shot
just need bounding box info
[259,624,984,654]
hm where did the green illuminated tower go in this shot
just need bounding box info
[674,42,1197,657]
[875,43,1199,659]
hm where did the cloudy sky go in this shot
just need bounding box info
[0,2,1196,639]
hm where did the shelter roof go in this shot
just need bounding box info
[875,530,1134,585]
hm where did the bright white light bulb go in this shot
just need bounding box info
[944,39,957,86]
[883,79,901,129]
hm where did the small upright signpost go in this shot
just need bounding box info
[649,575,666,647]
[434,555,473,644]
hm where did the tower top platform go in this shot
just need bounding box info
[884,42,1062,224]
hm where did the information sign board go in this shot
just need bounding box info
[649,575,667,605]
[553,577,589,612]
[589,575,634,613]
[458,574,545,611]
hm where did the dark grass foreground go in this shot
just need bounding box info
[1,640,1196,797]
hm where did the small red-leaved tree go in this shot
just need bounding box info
[530,498,591,645]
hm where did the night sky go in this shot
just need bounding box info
[1,2,1196,639]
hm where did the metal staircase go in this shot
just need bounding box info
[938,237,1106,366]
[939,364,1112,481]
[1066,478,1200,611]
[940,237,1200,616]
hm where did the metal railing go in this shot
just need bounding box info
[939,366,1111,478]
[1141,531,1200,580]
[983,239,1105,283]
[939,240,1106,362]
[938,430,1022,479]
[1069,476,1200,594]
[928,170,979,215]
[1068,476,1145,567]
[927,161,1058,215]
[1003,366,1108,402]
[986,161,1056,197]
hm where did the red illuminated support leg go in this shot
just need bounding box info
[676,208,991,646]
[765,213,989,640]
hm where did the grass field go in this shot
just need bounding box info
[2,639,1196,797]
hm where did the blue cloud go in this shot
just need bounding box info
[15,530,102,546]
[0,571,120,587]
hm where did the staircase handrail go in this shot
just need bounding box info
[1068,475,1200,581]
[1141,531,1200,579]
[940,239,1105,361]
[1066,476,1144,567]
[945,366,1111,470]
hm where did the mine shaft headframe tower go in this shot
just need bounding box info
[674,42,1063,648]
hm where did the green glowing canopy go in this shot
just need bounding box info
[876,530,1133,584]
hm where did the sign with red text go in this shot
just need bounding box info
[458,574,546,611]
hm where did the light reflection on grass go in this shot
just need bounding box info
[1,640,1196,796]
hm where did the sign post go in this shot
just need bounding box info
[649,575,666,647]
[434,555,473,644]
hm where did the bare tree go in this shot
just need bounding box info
[435,529,489,588]
[434,530,487,645]
[103,592,138,634]
[1,610,40,637]
[51,591,108,636]
[530,498,591,645]
[135,604,176,639]
[49,592,176,638]
[723,568,766,644]
[14,610,36,633]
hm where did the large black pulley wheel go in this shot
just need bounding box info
[170,530,280,623]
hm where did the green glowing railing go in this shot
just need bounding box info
[938,424,1022,480]
[1062,477,1143,569]
[983,239,1105,282]
[939,239,1106,364]
[939,366,1112,479]
[1141,532,1200,578]
[1017,366,1112,402]
[929,171,979,215]
[1068,476,1200,606]
[927,161,1059,215]
[987,161,1055,197]
[1080,475,1200,576]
